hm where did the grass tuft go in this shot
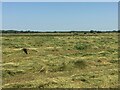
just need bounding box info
[74,42,90,50]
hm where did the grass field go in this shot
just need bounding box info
[2,33,118,88]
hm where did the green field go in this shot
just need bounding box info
[2,33,118,88]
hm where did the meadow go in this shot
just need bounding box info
[2,32,118,88]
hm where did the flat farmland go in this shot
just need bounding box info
[2,33,118,88]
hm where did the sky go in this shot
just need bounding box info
[2,2,118,31]
[1,0,120,2]
[119,1,120,30]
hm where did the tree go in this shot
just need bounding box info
[90,30,94,33]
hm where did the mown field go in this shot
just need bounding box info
[2,33,118,88]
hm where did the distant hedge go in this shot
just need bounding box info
[1,30,118,33]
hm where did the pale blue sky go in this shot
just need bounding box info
[1,0,119,2]
[0,2,2,30]
[2,2,118,31]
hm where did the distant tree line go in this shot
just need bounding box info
[1,30,39,33]
[1,30,119,33]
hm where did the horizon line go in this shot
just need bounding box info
[1,29,118,31]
